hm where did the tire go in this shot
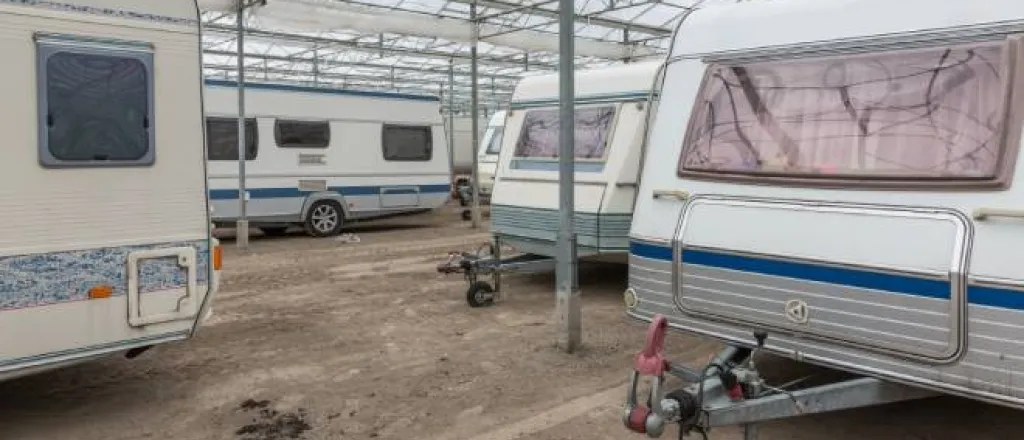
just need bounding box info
[466,281,495,308]
[304,201,344,237]
[260,227,289,237]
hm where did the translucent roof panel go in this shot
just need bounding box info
[200,0,713,115]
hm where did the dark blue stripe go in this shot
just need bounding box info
[209,184,451,200]
[682,249,950,300]
[630,241,673,261]
[204,79,440,102]
[630,241,1024,310]
[968,285,1024,310]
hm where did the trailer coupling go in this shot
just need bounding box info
[622,314,939,439]
[623,314,746,438]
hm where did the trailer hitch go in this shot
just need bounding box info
[624,314,682,437]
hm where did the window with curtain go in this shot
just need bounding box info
[679,42,1010,182]
[513,105,616,160]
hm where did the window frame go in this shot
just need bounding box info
[274,119,331,149]
[205,116,260,161]
[511,103,620,162]
[36,34,156,168]
[675,36,1024,190]
[381,124,434,162]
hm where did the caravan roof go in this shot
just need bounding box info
[674,0,1024,58]
[510,61,662,106]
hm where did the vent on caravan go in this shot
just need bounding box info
[299,154,327,165]
[298,180,328,192]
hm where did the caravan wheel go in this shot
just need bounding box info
[304,201,344,237]
[466,281,495,308]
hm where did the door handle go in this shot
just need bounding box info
[653,189,690,201]
[973,208,1024,221]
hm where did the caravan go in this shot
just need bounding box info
[437,62,662,307]
[623,0,1024,437]
[476,110,508,202]
[205,81,452,237]
[0,0,220,380]
[490,61,662,260]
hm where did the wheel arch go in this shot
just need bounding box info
[300,192,350,221]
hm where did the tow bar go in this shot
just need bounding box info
[622,314,940,439]
[623,315,676,436]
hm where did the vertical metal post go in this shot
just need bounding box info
[235,1,249,249]
[556,0,580,352]
[469,1,481,229]
[744,424,759,440]
[447,58,456,201]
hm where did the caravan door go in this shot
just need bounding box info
[673,198,968,362]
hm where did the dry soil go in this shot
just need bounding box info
[0,207,1020,440]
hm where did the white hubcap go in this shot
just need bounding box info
[311,205,339,233]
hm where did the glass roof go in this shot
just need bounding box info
[200,0,707,117]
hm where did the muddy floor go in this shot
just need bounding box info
[0,206,1021,440]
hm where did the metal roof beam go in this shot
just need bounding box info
[450,0,671,37]
[202,23,561,69]
[203,49,525,81]
[203,64,516,95]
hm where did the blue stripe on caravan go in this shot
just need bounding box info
[683,249,951,300]
[629,241,1024,310]
[209,184,451,200]
[967,286,1024,310]
[630,241,673,261]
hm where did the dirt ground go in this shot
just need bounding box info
[0,206,1022,440]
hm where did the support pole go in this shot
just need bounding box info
[556,0,580,352]
[235,0,249,249]
[448,58,456,204]
[469,1,482,229]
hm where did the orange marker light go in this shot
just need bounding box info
[213,245,223,271]
[89,285,113,299]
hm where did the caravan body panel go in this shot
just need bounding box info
[629,0,1024,408]
[491,62,661,258]
[477,110,508,197]
[204,82,452,225]
[0,0,218,380]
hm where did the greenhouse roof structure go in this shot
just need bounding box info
[199,0,712,116]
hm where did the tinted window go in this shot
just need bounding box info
[513,106,616,160]
[39,47,153,166]
[383,125,432,161]
[275,120,330,149]
[679,43,1008,180]
[207,117,258,161]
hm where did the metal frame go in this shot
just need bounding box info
[436,235,557,307]
[199,0,699,113]
[622,316,939,440]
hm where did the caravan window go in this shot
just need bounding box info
[37,40,155,166]
[382,125,433,161]
[275,120,330,149]
[485,127,505,155]
[679,41,1017,186]
[513,105,616,160]
[206,117,259,161]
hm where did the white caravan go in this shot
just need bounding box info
[476,110,508,200]
[623,0,1024,437]
[204,80,452,237]
[490,61,662,260]
[0,0,220,381]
